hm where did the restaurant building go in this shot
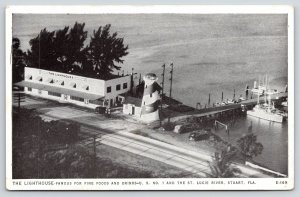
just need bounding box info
[15,67,132,109]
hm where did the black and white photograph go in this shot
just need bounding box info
[6,5,294,190]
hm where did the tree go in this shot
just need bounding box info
[64,22,88,74]
[52,26,69,72]
[237,134,263,161]
[26,23,88,74]
[87,24,128,79]
[26,28,56,70]
[25,22,128,79]
[12,37,26,83]
[208,146,241,178]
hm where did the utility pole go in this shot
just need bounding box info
[221,92,223,102]
[167,62,173,124]
[169,63,174,98]
[160,64,166,127]
[18,92,21,111]
[161,64,165,97]
[160,64,165,110]
[233,89,236,100]
[93,135,96,177]
[130,68,137,95]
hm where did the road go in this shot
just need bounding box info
[12,93,273,178]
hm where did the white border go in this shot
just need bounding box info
[5,5,294,191]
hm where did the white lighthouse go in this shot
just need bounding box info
[140,73,161,123]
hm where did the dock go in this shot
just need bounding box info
[166,92,287,122]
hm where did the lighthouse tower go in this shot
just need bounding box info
[141,73,161,123]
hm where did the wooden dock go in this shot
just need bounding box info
[168,92,287,122]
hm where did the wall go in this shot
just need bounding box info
[123,104,141,117]
[23,67,132,108]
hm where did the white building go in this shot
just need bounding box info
[15,67,131,109]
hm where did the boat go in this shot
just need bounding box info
[247,75,284,123]
[247,105,283,123]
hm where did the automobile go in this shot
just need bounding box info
[238,97,246,103]
[94,106,106,114]
[189,130,210,141]
[227,99,238,104]
[221,102,228,106]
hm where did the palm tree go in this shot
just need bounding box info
[208,146,241,178]
[12,37,26,84]
[87,24,129,79]
[237,134,263,161]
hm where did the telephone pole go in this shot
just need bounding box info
[161,64,165,96]
[160,64,165,110]
[221,92,224,102]
[233,89,236,100]
[169,63,174,98]
[160,64,166,126]
[93,135,96,177]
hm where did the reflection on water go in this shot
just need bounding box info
[213,115,288,175]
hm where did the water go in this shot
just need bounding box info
[214,115,288,175]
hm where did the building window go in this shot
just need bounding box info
[48,91,61,97]
[27,87,32,92]
[123,83,127,89]
[116,84,121,91]
[150,93,152,98]
[70,96,84,102]
[107,86,111,93]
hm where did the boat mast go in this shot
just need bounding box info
[264,75,267,105]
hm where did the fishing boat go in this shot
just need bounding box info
[247,75,283,123]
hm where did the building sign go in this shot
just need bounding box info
[48,71,74,79]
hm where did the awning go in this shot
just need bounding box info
[82,85,89,90]
[25,74,32,80]
[56,80,64,85]
[46,78,54,83]
[14,81,103,100]
[36,76,43,82]
[69,82,76,88]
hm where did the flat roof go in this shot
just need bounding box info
[25,67,130,81]
[123,96,142,106]
[15,80,104,100]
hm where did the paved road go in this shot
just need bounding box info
[13,94,273,178]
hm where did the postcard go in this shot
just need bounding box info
[6,5,294,190]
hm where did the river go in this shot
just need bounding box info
[213,115,288,175]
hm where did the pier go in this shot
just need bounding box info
[166,92,287,122]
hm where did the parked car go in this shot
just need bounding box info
[189,130,210,141]
[95,106,106,114]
